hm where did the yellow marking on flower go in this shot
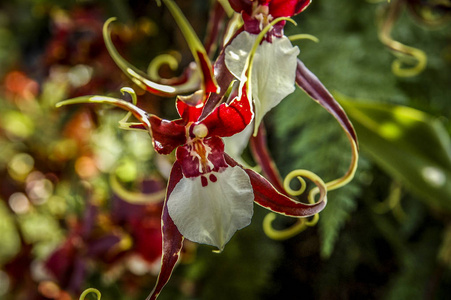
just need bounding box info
[191,139,214,173]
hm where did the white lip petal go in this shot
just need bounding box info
[167,166,254,250]
[225,32,300,133]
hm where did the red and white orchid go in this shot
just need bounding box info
[57,0,358,299]
[57,41,326,300]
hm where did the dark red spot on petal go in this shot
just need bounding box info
[209,174,217,183]
[201,175,208,187]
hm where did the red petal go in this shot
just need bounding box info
[149,116,186,155]
[176,96,204,123]
[146,162,184,300]
[225,154,326,217]
[200,86,253,138]
[268,0,311,17]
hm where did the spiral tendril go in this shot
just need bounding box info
[109,171,166,204]
[377,0,428,77]
[263,169,327,240]
[79,288,101,300]
[147,53,181,81]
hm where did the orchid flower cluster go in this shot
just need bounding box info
[57,0,359,299]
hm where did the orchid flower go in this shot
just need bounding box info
[57,46,326,300]
[223,0,359,237]
[56,0,357,298]
[225,0,310,136]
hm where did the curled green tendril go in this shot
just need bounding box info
[373,181,406,221]
[103,18,180,95]
[389,44,427,77]
[263,213,319,240]
[283,169,326,206]
[110,171,166,204]
[263,169,327,240]
[147,53,181,81]
[378,0,428,77]
[118,87,147,131]
[120,87,138,105]
[79,288,101,300]
[288,34,319,43]
[283,174,307,196]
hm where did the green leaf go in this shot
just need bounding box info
[337,94,451,211]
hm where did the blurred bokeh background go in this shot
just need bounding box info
[0,0,450,299]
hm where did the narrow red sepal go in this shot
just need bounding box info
[197,50,219,95]
[295,59,358,146]
[225,154,326,217]
[146,162,185,300]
